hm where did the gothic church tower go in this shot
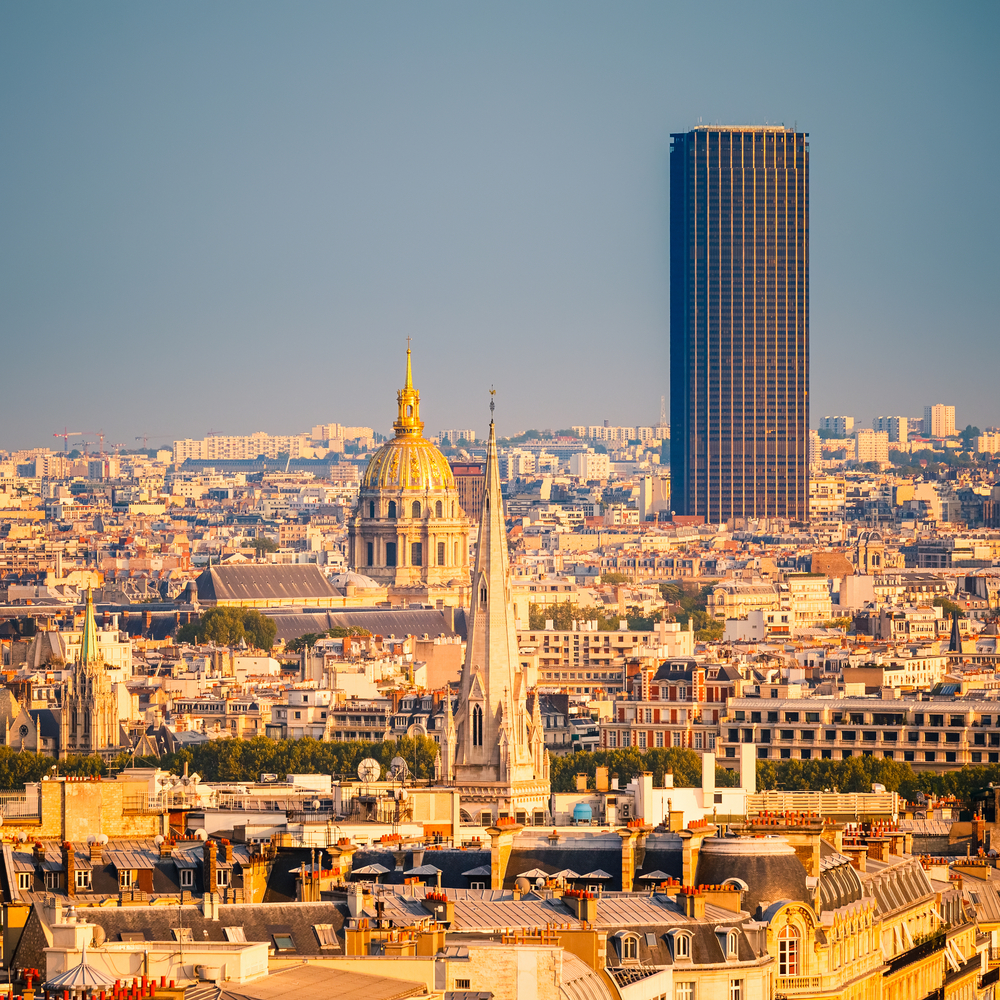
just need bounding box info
[59,589,120,758]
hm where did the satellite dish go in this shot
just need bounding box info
[311,798,321,811]
[195,829,208,841]
[17,832,28,843]
[154,835,164,846]
[87,835,96,845]
[98,834,109,845]
[357,758,381,783]
[92,927,107,947]
[389,756,410,781]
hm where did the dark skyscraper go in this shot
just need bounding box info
[670,126,809,522]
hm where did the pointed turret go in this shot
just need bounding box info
[79,588,102,669]
[453,399,536,783]
[394,343,423,439]
[949,611,962,653]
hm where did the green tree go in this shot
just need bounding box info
[157,735,440,783]
[176,607,277,651]
[601,572,630,585]
[959,425,981,450]
[251,537,278,554]
[933,596,962,618]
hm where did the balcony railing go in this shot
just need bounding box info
[775,976,821,992]
[885,932,945,976]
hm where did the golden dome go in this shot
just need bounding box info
[361,347,457,493]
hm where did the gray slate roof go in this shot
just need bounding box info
[196,565,337,603]
[263,607,468,642]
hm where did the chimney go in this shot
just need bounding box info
[63,842,76,898]
[347,884,365,919]
[91,840,104,865]
[410,847,425,869]
[220,840,233,865]
[680,886,706,919]
[203,839,218,894]
[575,773,588,793]
[866,838,888,863]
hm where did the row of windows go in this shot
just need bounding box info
[367,499,456,519]
[367,540,452,568]
[734,746,973,764]
[29,867,220,891]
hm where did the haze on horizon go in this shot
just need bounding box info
[1,1,997,452]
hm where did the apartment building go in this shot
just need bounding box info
[601,659,744,751]
[855,428,889,465]
[873,416,908,443]
[809,475,846,518]
[519,621,694,697]
[820,416,854,436]
[171,696,264,737]
[323,700,391,742]
[923,404,956,439]
[718,694,1000,770]
[265,689,334,740]
[708,575,831,633]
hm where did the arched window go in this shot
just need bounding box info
[621,935,638,961]
[480,584,487,607]
[451,501,455,516]
[674,933,690,959]
[435,500,443,518]
[406,404,413,416]
[388,500,397,519]
[778,926,800,976]
[727,930,739,958]
[369,501,375,518]
[472,704,483,746]
[412,501,421,518]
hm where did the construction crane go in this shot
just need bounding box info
[111,442,125,455]
[135,433,169,449]
[53,428,97,452]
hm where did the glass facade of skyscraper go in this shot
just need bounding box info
[670,127,809,522]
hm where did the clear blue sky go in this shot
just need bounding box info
[2,1,997,450]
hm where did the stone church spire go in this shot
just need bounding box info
[453,398,536,783]
[79,587,101,668]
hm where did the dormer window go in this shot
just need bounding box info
[618,933,639,962]
[674,932,691,960]
[727,930,739,958]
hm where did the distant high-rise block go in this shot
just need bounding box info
[872,416,908,443]
[923,404,955,439]
[820,415,854,437]
[670,127,809,522]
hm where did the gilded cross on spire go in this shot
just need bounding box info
[489,385,495,420]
